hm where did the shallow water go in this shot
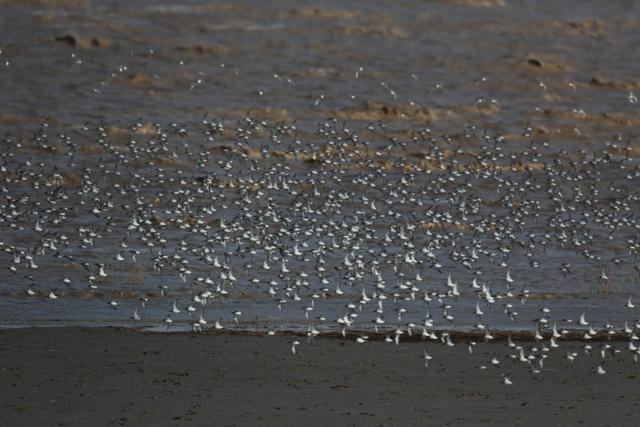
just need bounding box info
[0,0,639,334]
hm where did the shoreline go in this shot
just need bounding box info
[1,327,638,426]
[0,323,631,342]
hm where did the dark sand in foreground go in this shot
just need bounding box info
[1,328,638,426]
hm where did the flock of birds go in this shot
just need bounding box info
[2,65,640,383]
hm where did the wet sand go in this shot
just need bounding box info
[1,328,638,426]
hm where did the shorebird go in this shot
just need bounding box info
[579,312,589,326]
[232,311,242,324]
[291,341,300,355]
[423,349,433,368]
[627,297,635,309]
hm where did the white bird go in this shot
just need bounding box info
[475,301,484,316]
[281,261,290,273]
[171,301,181,314]
[600,269,609,281]
[597,365,606,375]
[468,341,476,354]
[423,349,433,368]
[552,323,562,339]
[600,344,611,360]
[506,270,514,284]
[232,310,242,324]
[579,312,589,326]
[291,341,300,355]
[445,334,454,347]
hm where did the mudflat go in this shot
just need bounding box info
[1,327,638,426]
